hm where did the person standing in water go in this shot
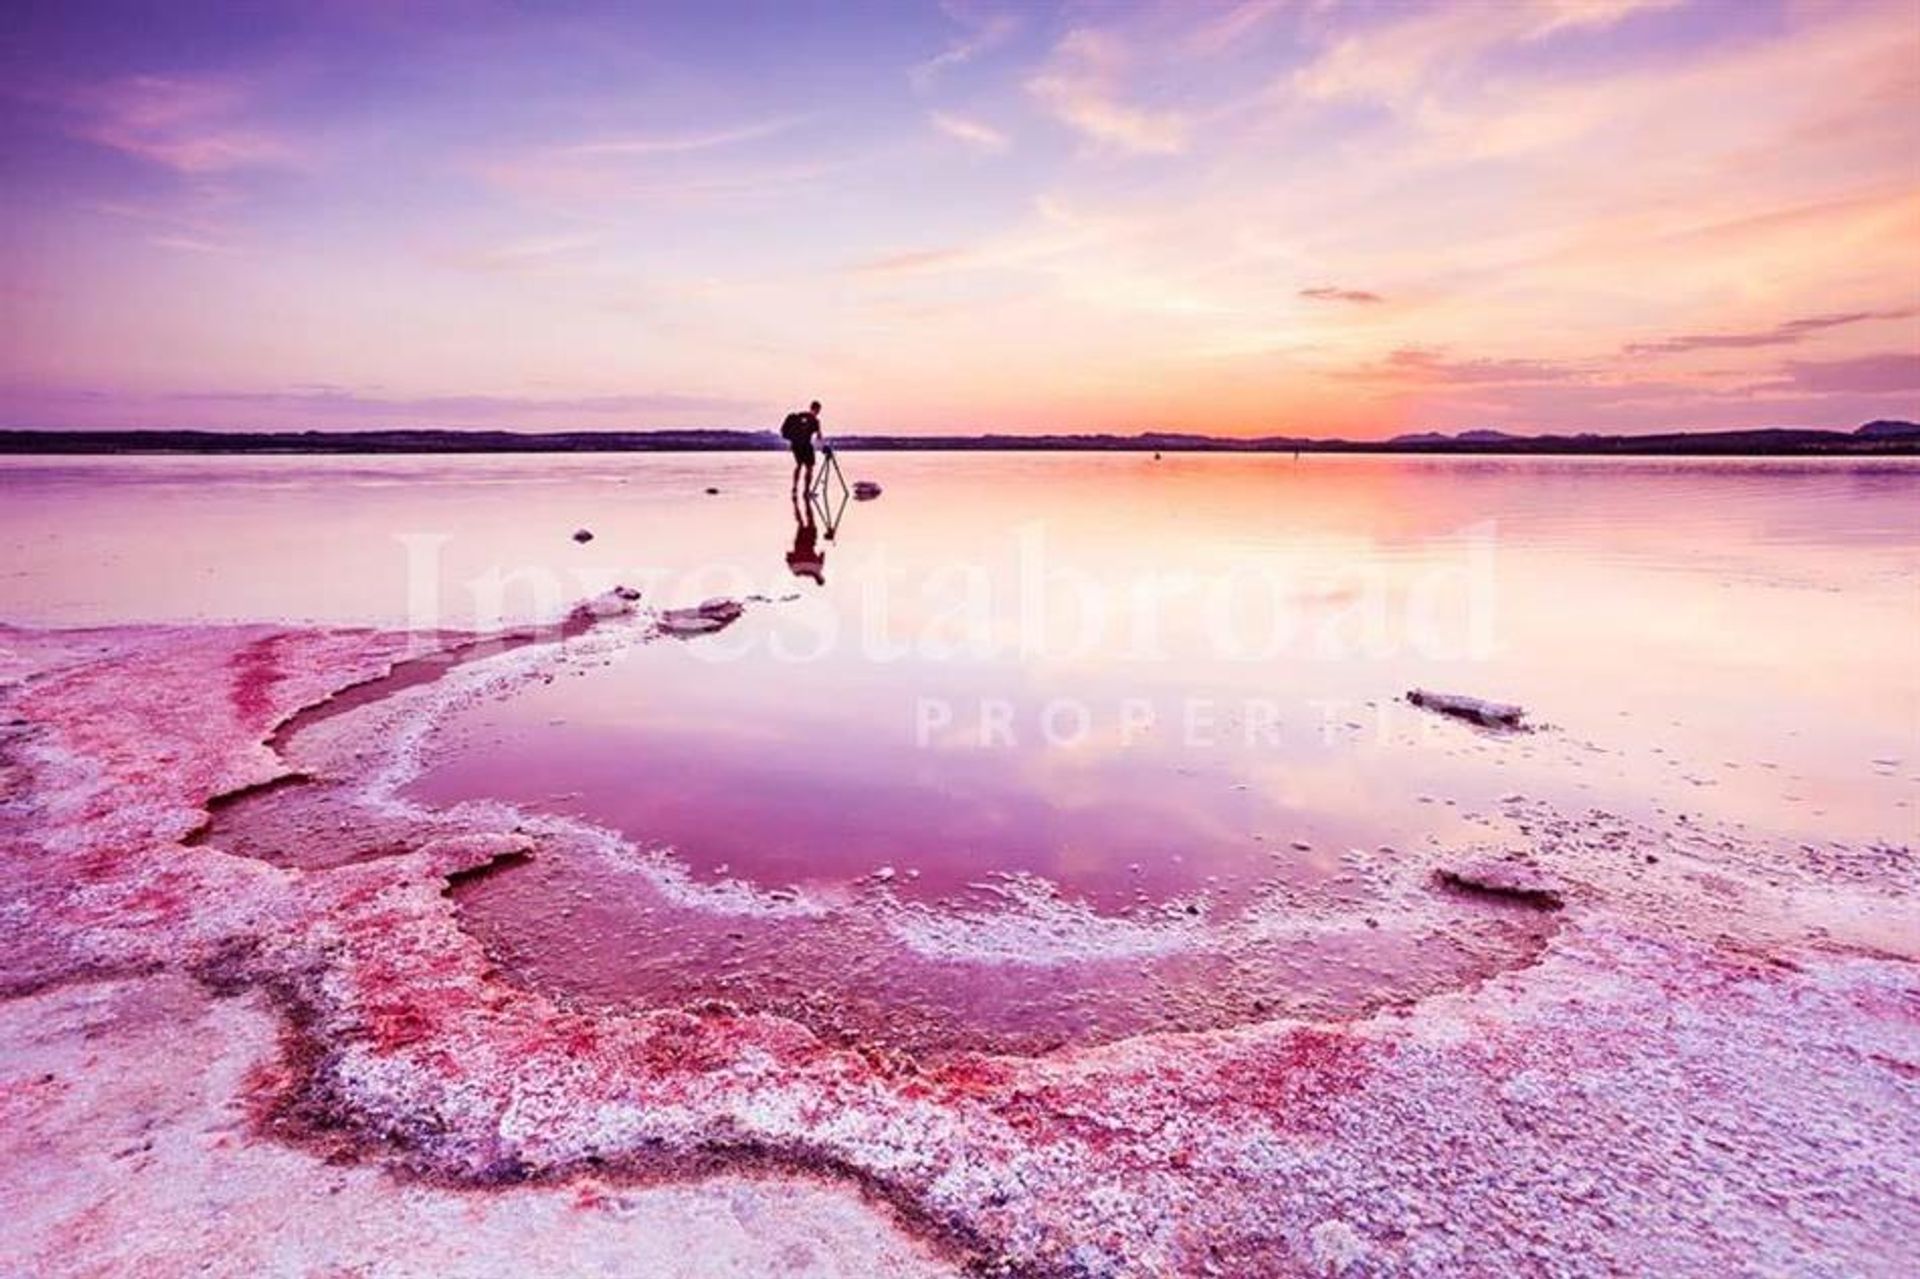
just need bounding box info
[781,400,823,496]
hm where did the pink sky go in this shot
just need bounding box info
[1,0,1916,438]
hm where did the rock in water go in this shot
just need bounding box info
[1434,858,1565,909]
[852,480,882,500]
[572,585,642,620]
[657,597,745,637]
[571,528,594,544]
[1407,688,1525,728]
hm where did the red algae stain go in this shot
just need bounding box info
[228,633,288,730]
[1228,1027,1375,1126]
[364,1004,439,1051]
[929,1055,1022,1099]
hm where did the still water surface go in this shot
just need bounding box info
[5,451,1913,857]
[4,452,1916,1050]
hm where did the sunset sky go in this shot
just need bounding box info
[2,0,1916,438]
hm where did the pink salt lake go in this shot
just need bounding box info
[6,453,1915,1053]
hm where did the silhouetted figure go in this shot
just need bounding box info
[787,495,825,584]
[781,400,823,496]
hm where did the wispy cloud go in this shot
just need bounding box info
[465,112,837,211]
[1028,29,1189,155]
[423,233,603,278]
[147,235,241,255]
[560,115,809,158]
[166,387,763,418]
[1343,348,1588,385]
[1294,0,1679,106]
[67,75,295,174]
[930,110,1009,153]
[90,184,250,254]
[1300,286,1383,305]
[1623,309,1916,356]
[476,147,858,208]
[911,3,1018,90]
[1183,0,1291,59]
[1531,0,1686,39]
[844,194,1146,287]
[849,247,976,277]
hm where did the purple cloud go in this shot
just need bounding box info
[1770,352,1920,394]
[848,246,974,276]
[1301,286,1384,304]
[1623,309,1914,356]
[1345,348,1585,384]
[65,75,296,174]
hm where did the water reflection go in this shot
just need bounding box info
[4,452,1915,860]
[786,495,827,585]
[10,451,1914,1050]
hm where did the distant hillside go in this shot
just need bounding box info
[1,421,1916,456]
[1855,419,1920,440]
[1391,429,1522,445]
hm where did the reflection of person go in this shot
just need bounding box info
[782,399,823,496]
[786,494,825,584]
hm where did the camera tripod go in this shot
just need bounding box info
[808,443,850,503]
[802,445,850,539]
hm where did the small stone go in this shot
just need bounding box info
[657,597,746,637]
[1307,1219,1368,1274]
[1407,687,1525,729]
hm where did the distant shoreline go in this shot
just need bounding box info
[2,421,1915,457]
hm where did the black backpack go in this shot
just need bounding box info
[780,411,810,444]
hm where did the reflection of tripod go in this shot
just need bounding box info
[808,444,850,538]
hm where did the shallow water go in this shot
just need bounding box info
[6,451,1910,838]
[7,451,1917,1050]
